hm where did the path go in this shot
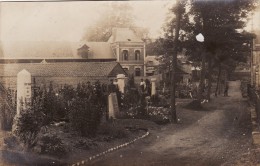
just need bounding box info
[92,81,255,166]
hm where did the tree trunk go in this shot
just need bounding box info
[215,64,221,96]
[206,59,213,101]
[197,51,206,101]
[170,0,181,123]
[197,11,207,102]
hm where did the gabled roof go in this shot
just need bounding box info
[0,41,116,59]
[0,62,126,77]
[108,28,143,43]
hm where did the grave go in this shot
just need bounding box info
[108,92,119,119]
[16,69,32,116]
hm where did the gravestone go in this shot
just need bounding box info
[151,78,157,96]
[16,69,32,116]
[108,92,119,119]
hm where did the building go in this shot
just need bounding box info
[0,62,126,90]
[144,55,189,84]
[108,28,146,77]
[0,28,145,77]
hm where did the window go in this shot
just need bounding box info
[122,50,128,61]
[135,50,141,60]
[135,68,141,76]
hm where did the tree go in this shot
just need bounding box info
[82,2,150,42]
[178,0,256,102]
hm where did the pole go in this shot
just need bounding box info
[171,0,181,123]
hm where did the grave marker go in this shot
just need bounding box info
[108,92,119,119]
[16,69,32,115]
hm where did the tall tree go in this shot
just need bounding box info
[181,0,256,102]
[81,2,149,42]
[165,1,186,123]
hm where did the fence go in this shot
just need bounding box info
[248,85,260,126]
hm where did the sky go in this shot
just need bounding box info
[0,1,259,42]
[0,1,173,42]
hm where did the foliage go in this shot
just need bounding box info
[69,98,100,137]
[14,107,45,149]
[147,106,170,124]
[161,0,256,101]
[69,81,106,137]
[0,104,15,131]
[121,75,141,110]
[149,94,169,107]
[74,139,97,150]
[0,87,16,130]
[39,135,68,157]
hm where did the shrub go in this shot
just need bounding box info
[14,110,44,149]
[147,106,170,124]
[4,135,19,149]
[39,135,68,157]
[69,98,103,137]
[74,139,97,150]
[0,104,15,131]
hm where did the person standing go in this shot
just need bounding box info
[140,79,146,93]
[224,82,229,97]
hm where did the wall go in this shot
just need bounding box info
[0,76,112,91]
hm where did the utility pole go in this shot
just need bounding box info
[171,0,181,123]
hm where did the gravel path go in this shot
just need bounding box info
[92,81,255,166]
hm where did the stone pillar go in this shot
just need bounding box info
[117,74,126,93]
[16,69,32,116]
[151,78,156,96]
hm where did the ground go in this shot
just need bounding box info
[0,81,257,166]
[91,81,256,166]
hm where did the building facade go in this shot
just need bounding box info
[109,28,146,77]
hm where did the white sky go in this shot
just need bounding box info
[0,1,259,42]
[0,1,172,42]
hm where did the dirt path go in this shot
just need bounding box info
[92,81,255,166]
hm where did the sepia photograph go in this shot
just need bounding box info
[0,0,260,165]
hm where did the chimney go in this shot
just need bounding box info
[77,44,89,59]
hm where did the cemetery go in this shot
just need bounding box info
[0,1,259,165]
[0,66,175,163]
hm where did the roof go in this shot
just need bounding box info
[85,42,115,59]
[0,41,115,59]
[108,28,143,43]
[0,62,126,77]
[0,41,82,59]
